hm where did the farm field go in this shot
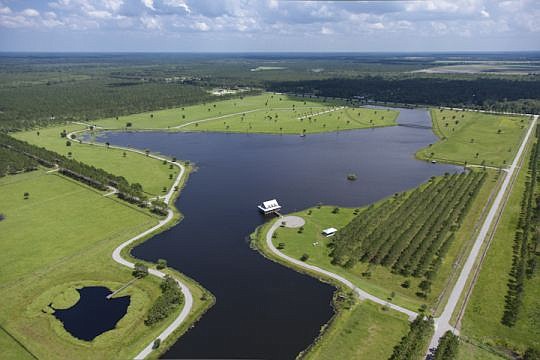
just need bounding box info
[417,109,530,167]
[460,134,540,355]
[252,169,499,314]
[92,93,398,134]
[0,169,210,359]
[14,125,175,196]
[303,300,409,360]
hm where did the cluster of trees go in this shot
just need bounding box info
[0,146,38,177]
[0,133,146,203]
[388,316,434,360]
[145,276,183,326]
[331,172,485,288]
[267,77,540,114]
[432,331,459,360]
[502,128,540,327]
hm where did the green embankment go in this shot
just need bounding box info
[14,125,174,196]
[461,131,540,354]
[92,93,398,134]
[303,300,409,360]
[0,169,211,359]
[417,109,530,167]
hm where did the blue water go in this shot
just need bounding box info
[53,286,130,341]
[97,108,460,359]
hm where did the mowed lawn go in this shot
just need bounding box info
[256,170,498,314]
[92,92,398,134]
[417,109,530,167]
[0,170,204,359]
[14,125,175,196]
[461,142,540,353]
[304,300,409,360]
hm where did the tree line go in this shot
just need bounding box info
[145,275,184,326]
[0,133,146,203]
[267,77,540,114]
[432,331,459,360]
[388,316,434,360]
[502,126,540,327]
[330,171,485,296]
[0,146,38,177]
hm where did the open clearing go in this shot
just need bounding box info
[0,169,210,359]
[417,109,530,167]
[90,93,398,134]
[303,300,409,360]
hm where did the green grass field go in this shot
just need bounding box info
[14,125,175,196]
[92,93,398,134]
[303,300,409,360]
[0,169,210,359]
[460,139,540,355]
[417,109,530,167]
[457,340,507,360]
[254,170,499,315]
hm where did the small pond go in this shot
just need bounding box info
[53,286,130,341]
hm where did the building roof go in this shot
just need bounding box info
[322,227,338,234]
[262,199,280,209]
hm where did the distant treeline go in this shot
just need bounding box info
[267,77,540,114]
[0,79,257,131]
[0,133,146,203]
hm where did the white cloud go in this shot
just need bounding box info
[320,26,333,35]
[480,9,490,18]
[102,0,123,12]
[0,6,11,15]
[140,15,161,29]
[369,22,385,30]
[21,8,39,17]
[193,21,209,31]
[163,0,191,13]
[141,0,155,11]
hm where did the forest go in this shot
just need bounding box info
[267,77,540,114]
[330,171,485,296]
[0,133,146,203]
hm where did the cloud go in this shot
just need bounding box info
[320,26,333,35]
[21,8,39,17]
[0,0,538,51]
[193,21,209,31]
[141,0,155,11]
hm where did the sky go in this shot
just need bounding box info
[0,0,538,52]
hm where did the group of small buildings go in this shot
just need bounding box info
[257,199,337,237]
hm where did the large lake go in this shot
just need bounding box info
[98,108,459,359]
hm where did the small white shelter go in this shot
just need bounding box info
[258,199,281,214]
[322,228,338,237]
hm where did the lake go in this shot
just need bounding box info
[98,108,459,359]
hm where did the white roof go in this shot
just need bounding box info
[322,227,338,234]
[262,199,280,209]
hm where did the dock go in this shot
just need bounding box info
[106,278,137,299]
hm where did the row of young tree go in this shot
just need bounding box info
[267,77,540,114]
[330,172,485,283]
[502,126,540,327]
[388,316,434,360]
[144,276,184,326]
[0,146,38,176]
[0,133,146,203]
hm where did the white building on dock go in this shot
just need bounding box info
[258,199,281,214]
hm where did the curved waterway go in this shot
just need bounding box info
[98,108,460,359]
